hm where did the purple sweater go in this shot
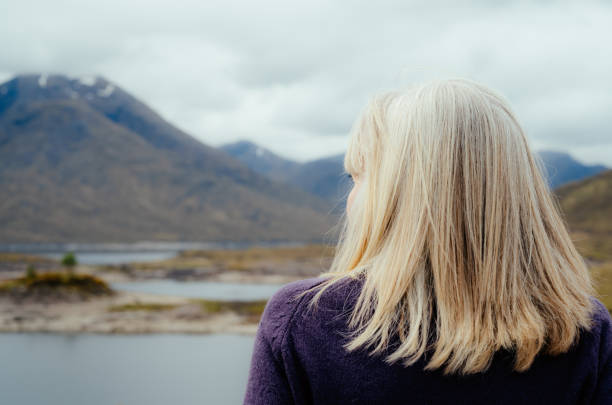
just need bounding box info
[244,276,612,404]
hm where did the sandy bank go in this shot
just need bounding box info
[0,291,260,335]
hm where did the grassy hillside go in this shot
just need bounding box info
[555,169,612,262]
[555,169,612,311]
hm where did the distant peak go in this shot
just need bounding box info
[0,73,121,105]
[221,140,290,161]
[5,73,110,87]
[227,139,258,148]
[537,149,572,159]
[221,139,260,153]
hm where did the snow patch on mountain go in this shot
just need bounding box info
[97,84,115,97]
[78,76,97,86]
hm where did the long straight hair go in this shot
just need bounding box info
[301,78,596,376]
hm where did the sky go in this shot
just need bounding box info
[1,0,611,165]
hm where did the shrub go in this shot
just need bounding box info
[25,265,37,279]
[61,252,77,274]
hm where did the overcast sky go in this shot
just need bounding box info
[1,0,611,165]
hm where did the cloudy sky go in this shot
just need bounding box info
[1,0,611,165]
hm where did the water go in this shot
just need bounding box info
[0,333,256,405]
[41,251,178,265]
[112,280,283,301]
[0,245,295,404]
[0,241,305,265]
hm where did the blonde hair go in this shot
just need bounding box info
[301,78,596,376]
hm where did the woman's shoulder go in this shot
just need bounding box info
[579,297,612,403]
[258,276,361,351]
[256,277,325,352]
[586,297,612,353]
[586,297,612,340]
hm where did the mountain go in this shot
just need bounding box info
[0,74,336,243]
[287,154,350,209]
[220,141,350,211]
[220,141,299,184]
[220,141,607,213]
[556,169,612,312]
[554,169,612,262]
[538,150,607,189]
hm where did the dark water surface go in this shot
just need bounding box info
[0,333,255,405]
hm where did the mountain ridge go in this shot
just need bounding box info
[220,140,608,208]
[0,74,337,243]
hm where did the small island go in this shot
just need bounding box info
[0,272,113,303]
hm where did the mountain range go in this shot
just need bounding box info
[222,139,612,265]
[0,74,336,243]
[0,73,608,244]
[221,141,608,201]
[220,141,350,213]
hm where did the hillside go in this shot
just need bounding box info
[220,140,299,184]
[288,154,351,210]
[221,141,350,209]
[555,169,612,261]
[0,74,336,243]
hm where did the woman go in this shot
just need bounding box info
[243,79,612,404]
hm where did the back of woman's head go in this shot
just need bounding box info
[305,78,596,376]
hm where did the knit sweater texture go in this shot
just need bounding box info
[244,276,612,404]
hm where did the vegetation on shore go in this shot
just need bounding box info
[105,298,268,323]
[0,253,56,263]
[0,271,113,302]
[1,237,610,321]
[178,244,334,269]
[100,243,334,274]
[195,299,267,316]
[108,302,179,312]
[195,298,267,323]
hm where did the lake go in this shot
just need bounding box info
[112,280,284,301]
[41,251,179,265]
[0,246,292,405]
[0,241,305,265]
[0,333,256,405]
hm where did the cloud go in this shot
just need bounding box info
[1,0,611,165]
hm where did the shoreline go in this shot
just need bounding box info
[0,290,261,335]
[0,245,333,335]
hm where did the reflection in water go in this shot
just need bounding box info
[112,280,283,301]
[0,333,255,405]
